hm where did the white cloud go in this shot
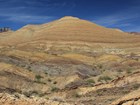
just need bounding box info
[92,6,140,28]
[92,14,139,27]
[125,26,140,32]
[0,12,54,23]
[7,15,54,23]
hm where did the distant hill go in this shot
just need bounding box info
[0,16,140,45]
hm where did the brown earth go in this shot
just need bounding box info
[0,16,140,105]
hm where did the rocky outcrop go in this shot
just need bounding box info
[111,89,140,105]
[0,93,75,105]
[78,72,140,95]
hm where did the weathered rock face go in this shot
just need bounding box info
[111,88,140,105]
[0,93,75,105]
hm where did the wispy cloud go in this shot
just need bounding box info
[0,0,56,23]
[125,26,140,32]
[0,0,74,24]
[92,6,140,31]
[7,15,53,23]
[93,13,139,27]
[0,12,54,23]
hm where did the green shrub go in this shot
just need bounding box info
[118,69,123,72]
[34,75,45,84]
[28,69,32,72]
[45,72,48,75]
[53,81,57,84]
[127,68,132,74]
[51,87,60,92]
[48,78,52,82]
[23,92,32,98]
[74,93,81,98]
[86,79,95,84]
[35,75,43,82]
[98,76,112,82]
[98,64,103,69]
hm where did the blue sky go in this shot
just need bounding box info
[0,0,140,32]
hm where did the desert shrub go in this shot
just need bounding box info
[118,69,123,72]
[73,93,81,98]
[98,76,112,82]
[133,84,139,89]
[86,79,95,84]
[51,87,60,92]
[45,72,48,75]
[34,75,46,84]
[23,92,32,98]
[97,64,103,69]
[51,97,64,102]
[35,75,43,82]
[47,78,52,82]
[22,91,46,97]
[28,69,32,72]
[14,93,20,99]
[53,81,57,84]
[38,93,46,97]
[126,68,132,74]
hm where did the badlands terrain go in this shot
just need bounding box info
[0,16,140,105]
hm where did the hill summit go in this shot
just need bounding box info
[0,16,140,45]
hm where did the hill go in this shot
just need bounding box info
[0,16,140,105]
[1,16,140,45]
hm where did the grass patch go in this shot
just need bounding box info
[47,78,52,82]
[86,79,95,84]
[126,68,132,74]
[34,75,46,84]
[73,93,81,98]
[51,87,60,92]
[53,81,57,84]
[98,76,112,82]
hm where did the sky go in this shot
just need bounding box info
[0,0,140,32]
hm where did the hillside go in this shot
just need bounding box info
[1,16,140,45]
[0,16,140,105]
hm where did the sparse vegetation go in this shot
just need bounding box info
[73,93,81,98]
[51,87,60,92]
[86,79,95,84]
[47,78,52,82]
[35,75,43,82]
[23,92,32,98]
[28,69,32,72]
[126,68,132,74]
[97,64,103,69]
[22,91,46,98]
[34,75,46,84]
[45,72,48,75]
[53,81,57,84]
[98,76,112,82]
[118,69,123,72]
[14,93,20,99]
